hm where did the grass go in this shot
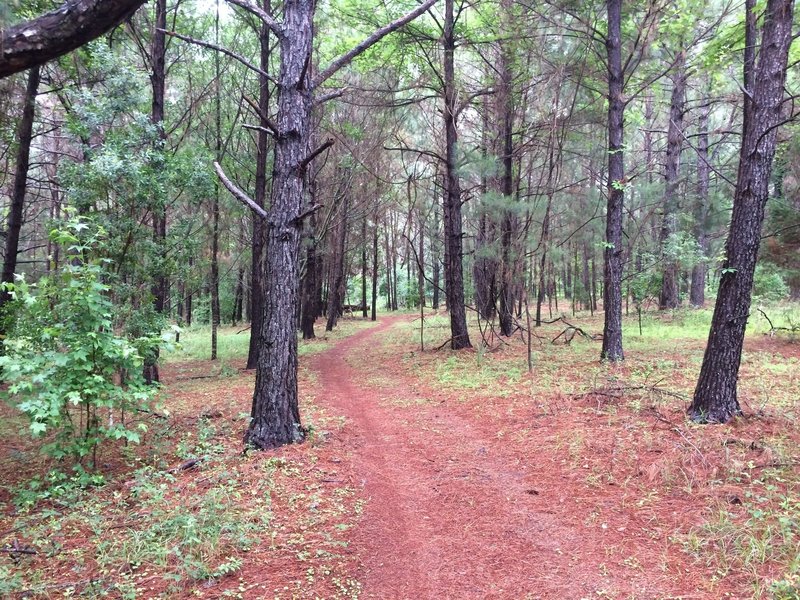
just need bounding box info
[164,318,379,363]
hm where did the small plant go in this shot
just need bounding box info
[0,218,160,469]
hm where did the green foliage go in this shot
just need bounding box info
[0,218,159,467]
[754,264,791,302]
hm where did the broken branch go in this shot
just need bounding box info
[214,162,268,219]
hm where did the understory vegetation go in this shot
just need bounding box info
[1,306,798,598]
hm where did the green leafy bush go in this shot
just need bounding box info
[0,219,159,467]
[754,263,791,302]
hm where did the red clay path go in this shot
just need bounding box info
[311,317,715,600]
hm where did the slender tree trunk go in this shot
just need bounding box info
[144,0,167,383]
[0,65,39,325]
[417,211,426,308]
[442,0,471,349]
[210,0,222,360]
[300,201,318,339]
[431,201,440,310]
[690,93,710,307]
[690,0,794,423]
[601,0,625,362]
[371,212,379,321]
[246,0,272,370]
[659,54,686,310]
[326,181,350,332]
[361,214,368,317]
[232,265,244,325]
[497,37,516,337]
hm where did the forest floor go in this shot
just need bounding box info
[1,308,800,599]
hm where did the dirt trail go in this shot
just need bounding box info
[311,317,698,599]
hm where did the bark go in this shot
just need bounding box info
[300,203,318,339]
[232,265,245,325]
[245,0,434,448]
[535,196,551,327]
[431,201,440,310]
[659,55,686,310]
[442,0,471,349]
[496,17,516,336]
[690,0,794,423]
[417,212,426,308]
[247,0,314,449]
[601,0,625,362]
[246,0,271,370]
[326,180,350,332]
[0,0,146,78]
[361,214,368,317]
[690,96,710,307]
[371,213,379,321]
[0,66,40,322]
[210,0,221,360]
[473,212,496,320]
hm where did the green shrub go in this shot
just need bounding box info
[754,264,791,302]
[0,219,159,467]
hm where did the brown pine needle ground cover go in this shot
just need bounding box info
[0,308,799,599]
[0,321,374,599]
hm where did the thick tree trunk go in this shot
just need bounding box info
[0,66,39,322]
[690,0,793,423]
[601,0,625,362]
[247,0,314,449]
[442,0,471,349]
[690,96,710,307]
[242,0,434,448]
[246,0,272,369]
[659,55,686,310]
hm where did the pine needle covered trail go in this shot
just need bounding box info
[311,317,708,599]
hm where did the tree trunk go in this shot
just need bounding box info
[0,65,39,324]
[326,180,350,332]
[473,212,496,320]
[246,0,272,370]
[232,265,244,325]
[210,0,221,360]
[690,92,710,307]
[247,0,315,449]
[370,212,378,321]
[442,0,471,349]
[417,212,426,308]
[371,212,379,321]
[689,0,793,423]
[601,0,625,362]
[361,214,368,317]
[431,200,440,310]
[497,44,516,337]
[300,203,318,339]
[659,54,686,310]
